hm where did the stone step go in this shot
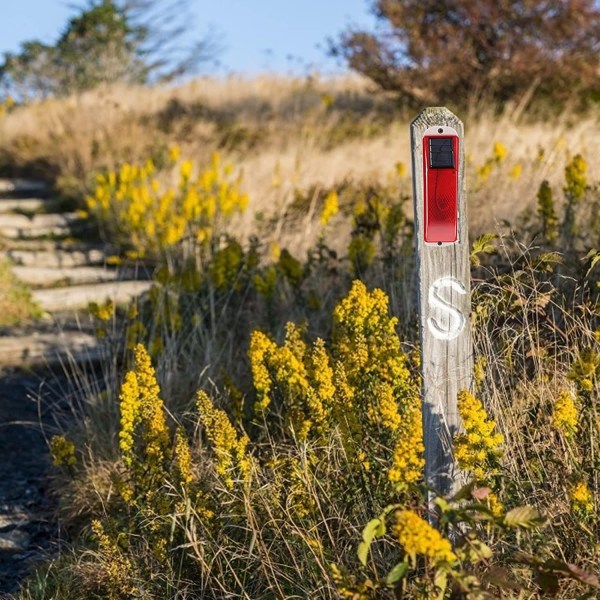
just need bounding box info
[0,213,84,239]
[5,248,105,268]
[1,239,101,252]
[0,179,48,194]
[0,198,45,213]
[0,331,103,368]
[11,266,136,287]
[33,280,153,312]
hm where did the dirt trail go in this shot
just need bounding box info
[0,374,62,595]
[0,176,151,595]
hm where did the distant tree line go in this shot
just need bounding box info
[0,0,217,100]
[332,0,600,107]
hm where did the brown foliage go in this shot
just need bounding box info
[333,0,600,106]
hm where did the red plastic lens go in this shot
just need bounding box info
[423,135,458,243]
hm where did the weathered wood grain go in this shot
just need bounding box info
[410,107,473,503]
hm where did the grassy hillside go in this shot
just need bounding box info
[1,76,599,252]
[5,77,600,599]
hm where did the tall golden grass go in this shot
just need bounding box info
[1,75,598,254]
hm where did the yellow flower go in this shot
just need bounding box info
[454,390,503,481]
[197,391,251,488]
[510,163,523,181]
[249,330,278,414]
[564,154,587,202]
[320,190,339,225]
[173,427,193,486]
[395,161,407,178]
[168,144,181,163]
[388,395,424,488]
[570,481,594,514]
[49,435,76,467]
[477,161,493,182]
[487,491,504,517]
[118,344,169,473]
[88,299,114,322]
[493,142,507,162]
[393,510,456,565]
[551,390,578,438]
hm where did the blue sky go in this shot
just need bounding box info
[1,1,377,75]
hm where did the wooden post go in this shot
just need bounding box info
[410,107,473,506]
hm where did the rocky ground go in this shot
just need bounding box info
[0,372,62,595]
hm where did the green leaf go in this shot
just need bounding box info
[385,561,409,586]
[434,568,448,599]
[357,541,369,567]
[459,538,493,562]
[585,249,600,277]
[357,517,386,566]
[470,233,497,266]
[503,505,544,529]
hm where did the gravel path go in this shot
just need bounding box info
[0,373,63,595]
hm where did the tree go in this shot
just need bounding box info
[0,0,217,100]
[122,0,219,82]
[56,1,146,92]
[332,0,600,106]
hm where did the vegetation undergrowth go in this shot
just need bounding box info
[10,139,599,599]
[0,258,41,327]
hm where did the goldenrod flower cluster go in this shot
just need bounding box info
[197,391,251,488]
[86,151,248,257]
[249,323,333,440]
[331,563,376,600]
[477,141,507,182]
[320,190,339,225]
[119,344,169,481]
[568,348,600,394]
[49,434,76,467]
[89,299,115,322]
[332,281,404,384]
[250,281,423,486]
[388,394,424,488]
[570,481,594,514]
[551,390,578,438]
[249,330,278,413]
[454,390,504,481]
[173,427,193,487]
[493,142,507,162]
[564,153,587,202]
[91,519,136,596]
[335,281,423,486]
[393,510,456,565]
[509,163,523,181]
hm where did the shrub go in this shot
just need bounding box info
[332,0,600,107]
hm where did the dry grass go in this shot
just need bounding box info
[0,258,41,326]
[5,77,600,599]
[1,75,598,257]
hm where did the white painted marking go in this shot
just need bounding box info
[427,276,466,340]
